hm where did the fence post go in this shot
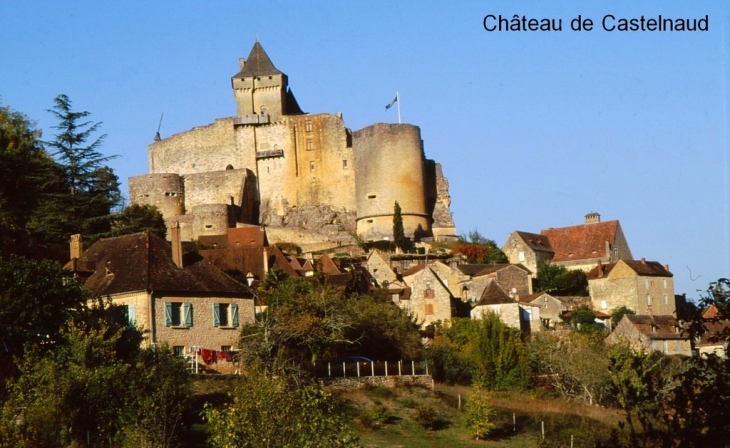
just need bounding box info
[328,363,331,377]
[343,362,346,377]
[398,360,402,376]
[357,361,360,377]
[385,361,388,376]
[371,362,374,377]
[412,360,415,376]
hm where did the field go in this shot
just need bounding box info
[188,378,624,447]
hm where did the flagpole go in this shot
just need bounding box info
[396,91,401,124]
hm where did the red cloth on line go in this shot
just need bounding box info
[200,348,215,365]
[217,350,232,362]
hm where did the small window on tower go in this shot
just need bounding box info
[310,162,315,171]
[342,160,348,169]
[305,119,312,132]
[306,139,314,151]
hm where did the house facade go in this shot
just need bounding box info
[606,314,691,356]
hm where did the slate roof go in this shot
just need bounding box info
[514,231,554,253]
[587,259,672,280]
[232,41,283,78]
[541,220,619,262]
[70,232,249,296]
[474,282,514,306]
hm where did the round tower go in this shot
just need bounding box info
[353,123,429,241]
[128,173,184,220]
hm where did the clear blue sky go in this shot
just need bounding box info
[1,1,727,299]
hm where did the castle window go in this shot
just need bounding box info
[367,194,377,199]
[662,279,667,288]
[306,139,314,151]
[366,219,373,223]
[342,160,348,169]
[310,161,315,171]
[305,119,312,132]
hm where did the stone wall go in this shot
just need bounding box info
[128,173,184,218]
[589,262,675,315]
[183,169,249,211]
[319,375,433,390]
[405,267,453,328]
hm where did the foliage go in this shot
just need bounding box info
[534,263,588,295]
[570,305,597,329]
[275,241,302,255]
[428,316,530,390]
[462,387,496,440]
[529,330,613,406]
[451,229,507,264]
[414,405,437,430]
[30,94,121,245]
[111,204,167,239]
[204,368,359,448]
[611,305,636,327]
[0,102,60,256]
[393,201,406,249]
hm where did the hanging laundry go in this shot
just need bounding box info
[200,348,216,365]
[217,350,232,362]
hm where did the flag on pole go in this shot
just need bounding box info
[385,95,398,110]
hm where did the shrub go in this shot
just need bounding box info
[462,388,496,440]
[414,405,437,430]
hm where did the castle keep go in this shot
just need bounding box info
[129,42,456,247]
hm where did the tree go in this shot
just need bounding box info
[611,306,636,328]
[535,263,588,295]
[451,229,508,264]
[393,201,406,249]
[204,368,358,448]
[34,94,121,244]
[462,387,496,440]
[111,204,167,239]
[0,102,61,256]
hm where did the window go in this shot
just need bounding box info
[423,288,434,299]
[518,251,525,262]
[305,119,312,132]
[122,304,136,327]
[306,138,314,151]
[645,279,650,290]
[310,161,315,171]
[173,346,185,357]
[646,295,652,306]
[221,345,232,352]
[165,302,192,327]
[342,159,348,169]
[663,294,668,305]
[213,303,239,328]
[424,304,434,315]
[662,279,667,289]
[601,300,607,310]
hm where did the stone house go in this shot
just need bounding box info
[398,266,455,328]
[471,282,541,333]
[456,264,531,303]
[65,232,254,374]
[520,293,593,329]
[402,261,462,298]
[502,231,554,274]
[695,305,729,358]
[606,314,692,356]
[365,250,398,287]
[587,259,675,316]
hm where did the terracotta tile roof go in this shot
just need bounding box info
[519,292,549,303]
[227,226,266,248]
[266,245,298,277]
[74,232,249,296]
[624,314,687,339]
[198,246,265,282]
[541,220,619,262]
[401,263,427,277]
[473,264,529,277]
[319,253,342,275]
[697,319,730,346]
[587,260,672,280]
[514,231,554,253]
[474,282,513,306]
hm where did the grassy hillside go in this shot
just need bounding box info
[188,378,622,447]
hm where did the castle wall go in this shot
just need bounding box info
[232,74,286,120]
[191,204,230,237]
[128,173,184,218]
[149,118,241,176]
[354,123,429,241]
[183,169,249,211]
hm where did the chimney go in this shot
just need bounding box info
[263,246,269,276]
[170,222,183,268]
[70,234,83,259]
[641,258,646,264]
[597,260,603,277]
[239,58,245,70]
[664,264,669,271]
[585,212,601,224]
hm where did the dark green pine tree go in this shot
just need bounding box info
[393,201,406,250]
[33,94,121,247]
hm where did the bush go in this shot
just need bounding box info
[414,405,437,430]
[462,388,496,440]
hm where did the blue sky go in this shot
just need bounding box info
[1,1,727,299]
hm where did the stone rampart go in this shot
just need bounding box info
[128,173,184,218]
[318,375,433,390]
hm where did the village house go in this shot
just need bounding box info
[519,293,592,329]
[587,258,675,316]
[606,314,691,356]
[471,282,541,333]
[65,230,255,373]
[694,305,729,358]
[397,265,455,328]
[502,231,554,274]
[456,263,531,303]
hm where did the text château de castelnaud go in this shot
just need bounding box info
[483,14,709,32]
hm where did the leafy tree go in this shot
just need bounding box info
[111,204,167,239]
[611,305,636,328]
[32,94,121,244]
[204,367,358,448]
[451,229,508,264]
[535,263,588,295]
[462,387,496,440]
[393,201,406,249]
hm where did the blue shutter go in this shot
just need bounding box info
[164,302,172,326]
[212,303,220,327]
[232,303,239,327]
[127,304,136,326]
[184,303,193,327]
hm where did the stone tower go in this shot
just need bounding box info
[353,123,430,241]
[230,41,302,122]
